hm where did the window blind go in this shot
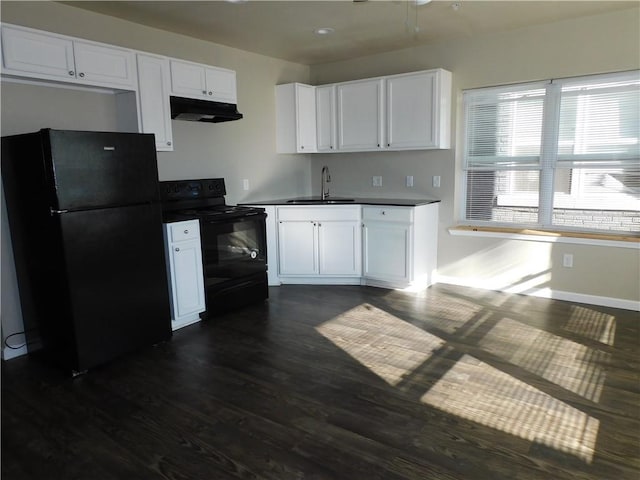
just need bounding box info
[462,71,640,234]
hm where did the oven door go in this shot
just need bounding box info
[199,212,267,288]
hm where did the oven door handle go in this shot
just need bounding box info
[201,212,267,224]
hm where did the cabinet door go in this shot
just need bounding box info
[137,54,173,151]
[318,221,361,275]
[386,71,436,149]
[337,78,384,151]
[205,67,237,103]
[73,41,136,89]
[296,83,317,152]
[278,221,317,275]
[1,25,75,81]
[362,221,411,282]
[170,60,207,98]
[316,85,336,152]
[275,83,316,153]
[170,239,206,319]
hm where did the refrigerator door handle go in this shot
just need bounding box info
[50,208,69,215]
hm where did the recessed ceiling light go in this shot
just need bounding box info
[314,27,335,36]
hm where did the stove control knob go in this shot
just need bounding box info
[250,250,258,259]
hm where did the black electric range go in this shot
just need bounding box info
[160,178,268,317]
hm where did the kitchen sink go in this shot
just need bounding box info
[286,198,355,204]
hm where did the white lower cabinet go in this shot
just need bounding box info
[278,220,317,275]
[318,221,361,276]
[362,220,411,283]
[163,220,206,330]
[362,204,439,289]
[277,206,361,281]
[268,203,438,289]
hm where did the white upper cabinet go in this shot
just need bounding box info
[1,25,74,80]
[386,69,451,150]
[316,85,337,152]
[136,53,173,151]
[1,24,136,90]
[276,83,317,153]
[72,41,136,88]
[170,59,237,103]
[205,67,237,103]
[336,78,384,151]
[0,23,241,152]
[275,69,452,154]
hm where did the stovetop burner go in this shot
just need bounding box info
[159,179,265,223]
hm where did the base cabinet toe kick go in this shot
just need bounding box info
[261,202,439,290]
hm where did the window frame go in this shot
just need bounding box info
[460,70,640,236]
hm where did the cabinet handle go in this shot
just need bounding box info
[208,91,213,95]
[167,141,172,146]
[79,72,85,78]
[318,223,322,227]
[184,230,189,234]
[377,144,380,147]
[387,143,390,147]
[175,247,180,252]
[202,90,207,94]
[68,71,75,76]
[381,211,386,215]
[301,146,304,150]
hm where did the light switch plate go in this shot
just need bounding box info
[406,175,414,187]
[432,175,441,188]
[372,176,383,187]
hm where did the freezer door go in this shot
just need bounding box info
[58,203,171,371]
[45,130,160,211]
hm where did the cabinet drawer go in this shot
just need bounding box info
[362,206,413,223]
[168,220,200,243]
[277,206,360,222]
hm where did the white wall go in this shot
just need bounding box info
[309,6,640,307]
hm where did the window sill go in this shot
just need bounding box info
[449,226,640,249]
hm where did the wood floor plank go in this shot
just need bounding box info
[2,284,639,480]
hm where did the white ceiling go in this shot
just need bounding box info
[62,1,637,65]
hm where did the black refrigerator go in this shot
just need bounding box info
[2,129,172,375]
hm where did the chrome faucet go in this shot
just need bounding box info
[321,165,331,200]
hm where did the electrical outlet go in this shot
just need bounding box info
[432,175,441,188]
[563,253,574,268]
[406,175,414,187]
[242,179,250,191]
[372,176,383,187]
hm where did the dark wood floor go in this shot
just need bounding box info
[2,284,639,480]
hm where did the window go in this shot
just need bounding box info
[462,71,640,234]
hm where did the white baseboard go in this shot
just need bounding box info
[278,276,362,286]
[434,274,640,311]
[2,344,28,360]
